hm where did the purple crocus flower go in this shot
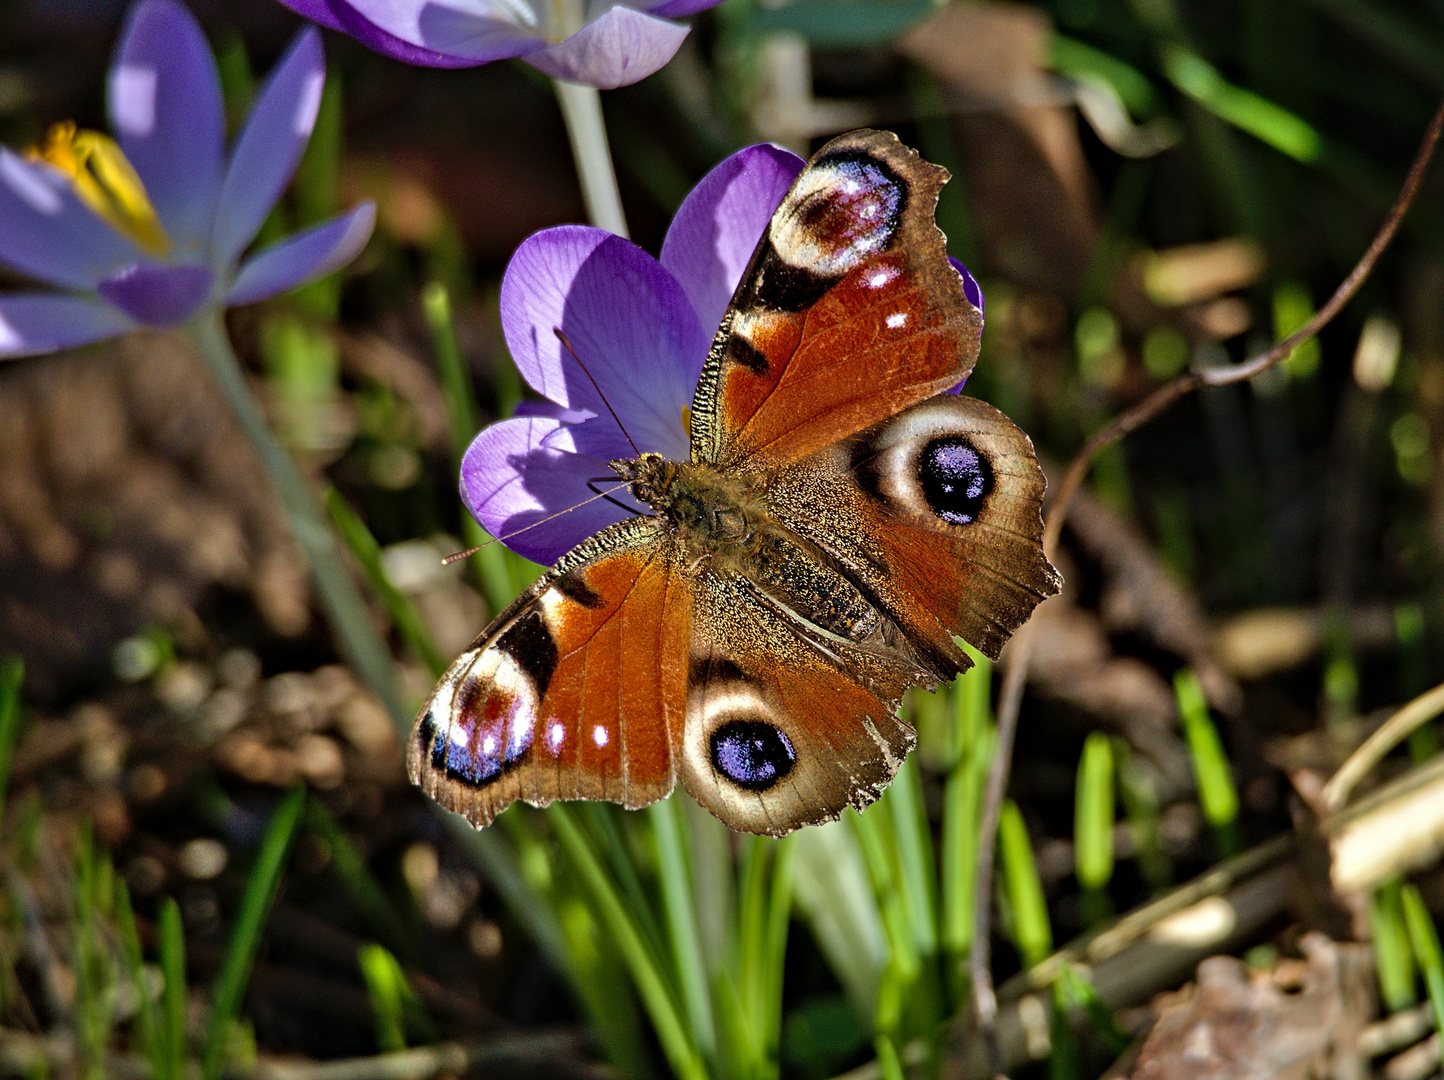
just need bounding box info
[0,0,376,359]
[279,0,723,89]
[463,142,984,565]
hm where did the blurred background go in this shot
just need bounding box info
[2,0,1444,1077]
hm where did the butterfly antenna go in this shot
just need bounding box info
[553,327,642,458]
[440,482,637,564]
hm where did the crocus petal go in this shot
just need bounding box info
[461,414,641,565]
[227,202,376,306]
[307,0,542,65]
[660,143,804,339]
[97,263,213,326]
[645,0,725,17]
[951,256,984,315]
[523,7,689,90]
[0,293,137,358]
[945,256,983,395]
[108,0,224,252]
[0,151,143,289]
[211,28,326,269]
[500,225,706,462]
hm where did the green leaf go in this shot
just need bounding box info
[324,486,449,678]
[1159,44,1322,162]
[422,281,524,615]
[1370,881,1418,1011]
[548,804,707,1080]
[1174,669,1240,834]
[649,800,716,1062]
[0,656,24,835]
[1401,883,1444,1067]
[201,787,306,1080]
[748,0,933,48]
[1074,733,1115,893]
[1051,35,1157,116]
[998,801,1052,968]
[158,897,188,1080]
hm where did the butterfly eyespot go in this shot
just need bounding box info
[710,719,796,791]
[919,437,991,525]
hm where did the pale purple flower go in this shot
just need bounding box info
[0,0,376,359]
[462,143,984,564]
[279,0,723,89]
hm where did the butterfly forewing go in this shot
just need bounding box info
[690,129,983,473]
[409,517,691,827]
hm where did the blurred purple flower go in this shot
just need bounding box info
[462,143,984,564]
[0,0,376,359]
[279,0,723,89]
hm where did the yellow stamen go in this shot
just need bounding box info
[27,121,170,257]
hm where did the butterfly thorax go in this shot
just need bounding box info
[613,452,884,644]
[613,452,762,555]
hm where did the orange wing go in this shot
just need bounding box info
[409,518,692,827]
[680,568,919,836]
[690,129,982,473]
[767,394,1061,677]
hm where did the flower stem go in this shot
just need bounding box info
[552,78,629,238]
[186,309,409,729]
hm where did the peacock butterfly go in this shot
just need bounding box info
[409,130,1061,836]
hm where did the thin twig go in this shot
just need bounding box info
[969,98,1444,1068]
[0,1028,595,1080]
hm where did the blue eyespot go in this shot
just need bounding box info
[919,437,991,525]
[711,720,796,791]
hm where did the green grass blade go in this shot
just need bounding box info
[1370,881,1418,1011]
[1402,883,1444,1070]
[114,880,162,1076]
[0,657,23,836]
[762,835,796,1058]
[1075,734,1115,891]
[579,805,668,963]
[1174,668,1241,855]
[649,799,716,1061]
[885,756,938,958]
[998,800,1052,968]
[200,787,306,1080]
[324,487,449,678]
[305,798,416,961]
[876,1032,906,1080]
[1159,44,1322,162]
[1114,739,1172,890]
[548,803,707,1080]
[422,280,518,616]
[358,944,408,1052]
[942,718,995,963]
[792,820,888,1019]
[158,896,188,1080]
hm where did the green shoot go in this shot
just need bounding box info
[1370,880,1418,1012]
[998,800,1052,968]
[357,943,434,1051]
[1402,883,1444,1075]
[0,657,23,836]
[1075,733,1115,925]
[200,787,306,1080]
[324,486,449,678]
[158,897,188,1080]
[1174,669,1241,856]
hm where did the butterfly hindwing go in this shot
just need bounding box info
[766,394,1061,677]
[680,569,919,836]
[690,129,983,472]
[409,517,692,828]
